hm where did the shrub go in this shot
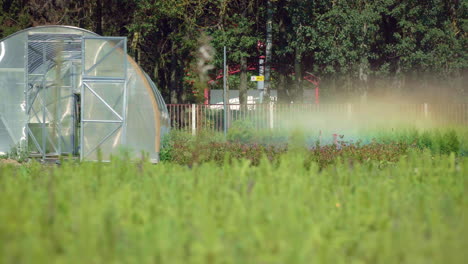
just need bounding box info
[163,127,466,168]
[369,127,465,155]
[440,129,460,155]
[167,130,412,169]
[419,130,433,150]
[227,120,255,143]
[159,133,174,162]
[6,145,29,163]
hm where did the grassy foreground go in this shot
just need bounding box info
[0,152,466,264]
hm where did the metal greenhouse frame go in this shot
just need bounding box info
[0,26,169,162]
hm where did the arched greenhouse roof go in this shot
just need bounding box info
[0,25,169,162]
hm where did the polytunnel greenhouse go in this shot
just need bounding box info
[0,26,170,162]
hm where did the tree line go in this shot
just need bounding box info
[1,0,466,103]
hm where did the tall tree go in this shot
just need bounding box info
[263,0,273,102]
[209,1,257,105]
[0,0,466,103]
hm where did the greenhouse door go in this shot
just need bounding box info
[80,37,128,161]
[25,33,82,159]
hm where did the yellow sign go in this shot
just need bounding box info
[250,76,265,82]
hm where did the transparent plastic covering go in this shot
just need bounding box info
[0,26,169,161]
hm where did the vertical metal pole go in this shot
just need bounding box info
[202,105,205,131]
[269,102,274,130]
[223,46,227,137]
[56,41,63,156]
[258,56,265,103]
[41,43,47,160]
[71,63,76,155]
[122,38,128,145]
[24,39,29,156]
[315,86,320,104]
[424,103,428,119]
[347,103,352,120]
[192,104,196,136]
[80,38,85,161]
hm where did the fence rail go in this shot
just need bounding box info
[167,103,468,133]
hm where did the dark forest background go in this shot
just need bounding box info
[1,0,467,104]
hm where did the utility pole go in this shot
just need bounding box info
[223,46,227,137]
[264,0,273,103]
[257,41,265,103]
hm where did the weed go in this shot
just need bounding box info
[0,152,465,263]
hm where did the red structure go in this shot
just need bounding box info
[205,63,320,104]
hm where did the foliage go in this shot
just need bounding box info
[163,126,466,168]
[369,127,463,155]
[2,145,29,163]
[226,120,255,143]
[440,129,461,155]
[168,138,413,169]
[309,141,409,169]
[159,133,174,162]
[0,152,465,263]
[1,0,466,103]
[165,128,413,168]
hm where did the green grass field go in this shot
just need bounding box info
[1,150,466,264]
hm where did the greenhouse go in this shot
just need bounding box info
[0,26,169,162]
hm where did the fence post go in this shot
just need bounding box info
[192,104,196,136]
[269,102,274,130]
[424,103,428,119]
[347,103,352,120]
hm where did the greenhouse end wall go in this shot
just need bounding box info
[0,26,169,161]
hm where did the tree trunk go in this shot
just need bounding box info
[239,56,248,105]
[359,23,369,103]
[78,0,85,28]
[277,65,289,103]
[263,0,273,102]
[359,59,368,103]
[95,0,103,35]
[131,31,140,63]
[177,57,185,103]
[277,2,288,103]
[393,58,403,96]
[170,45,178,104]
[294,48,303,102]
